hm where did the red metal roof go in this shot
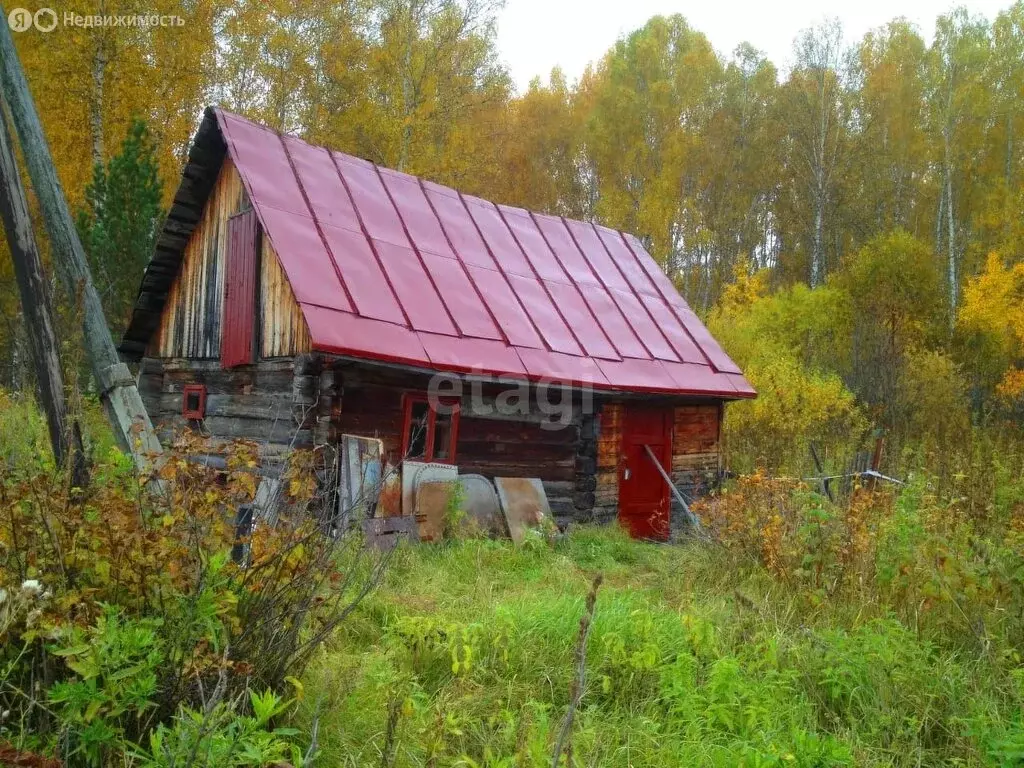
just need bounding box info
[215,108,754,398]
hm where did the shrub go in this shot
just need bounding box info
[0,431,389,765]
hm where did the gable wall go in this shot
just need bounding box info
[151,158,310,360]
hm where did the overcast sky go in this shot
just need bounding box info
[495,0,1014,92]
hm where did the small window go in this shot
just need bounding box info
[401,393,459,464]
[182,384,207,420]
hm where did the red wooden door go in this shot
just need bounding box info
[618,406,672,541]
[221,210,258,368]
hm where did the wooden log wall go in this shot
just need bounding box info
[136,357,317,457]
[331,363,583,520]
[670,403,722,530]
[151,158,311,362]
[589,400,722,530]
[593,402,623,525]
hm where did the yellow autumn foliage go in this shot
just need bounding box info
[958,253,1024,408]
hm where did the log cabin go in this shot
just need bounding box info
[120,108,755,540]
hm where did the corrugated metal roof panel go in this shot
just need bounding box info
[206,108,753,398]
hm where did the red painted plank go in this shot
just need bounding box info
[221,210,258,368]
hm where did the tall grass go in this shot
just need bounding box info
[297,519,1024,767]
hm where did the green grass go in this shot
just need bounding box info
[297,527,1021,767]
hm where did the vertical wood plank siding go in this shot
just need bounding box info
[671,404,721,499]
[261,236,311,358]
[151,159,311,361]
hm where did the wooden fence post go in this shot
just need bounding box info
[0,10,162,471]
[0,99,87,483]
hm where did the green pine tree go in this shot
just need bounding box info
[76,118,164,338]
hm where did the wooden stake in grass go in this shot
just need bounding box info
[0,100,87,487]
[0,8,163,471]
[552,572,603,768]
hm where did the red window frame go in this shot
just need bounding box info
[182,383,207,420]
[400,393,460,464]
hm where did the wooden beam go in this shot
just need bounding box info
[644,443,705,535]
[0,10,162,471]
[0,99,86,483]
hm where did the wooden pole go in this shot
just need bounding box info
[0,10,162,471]
[643,443,705,535]
[0,100,87,483]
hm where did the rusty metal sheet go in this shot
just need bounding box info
[401,461,458,519]
[378,460,403,518]
[362,516,419,550]
[494,477,551,544]
[415,480,455,542]
[457,474,508,537]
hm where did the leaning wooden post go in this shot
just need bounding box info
[0,99,87,484]
[0,11,162,472]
